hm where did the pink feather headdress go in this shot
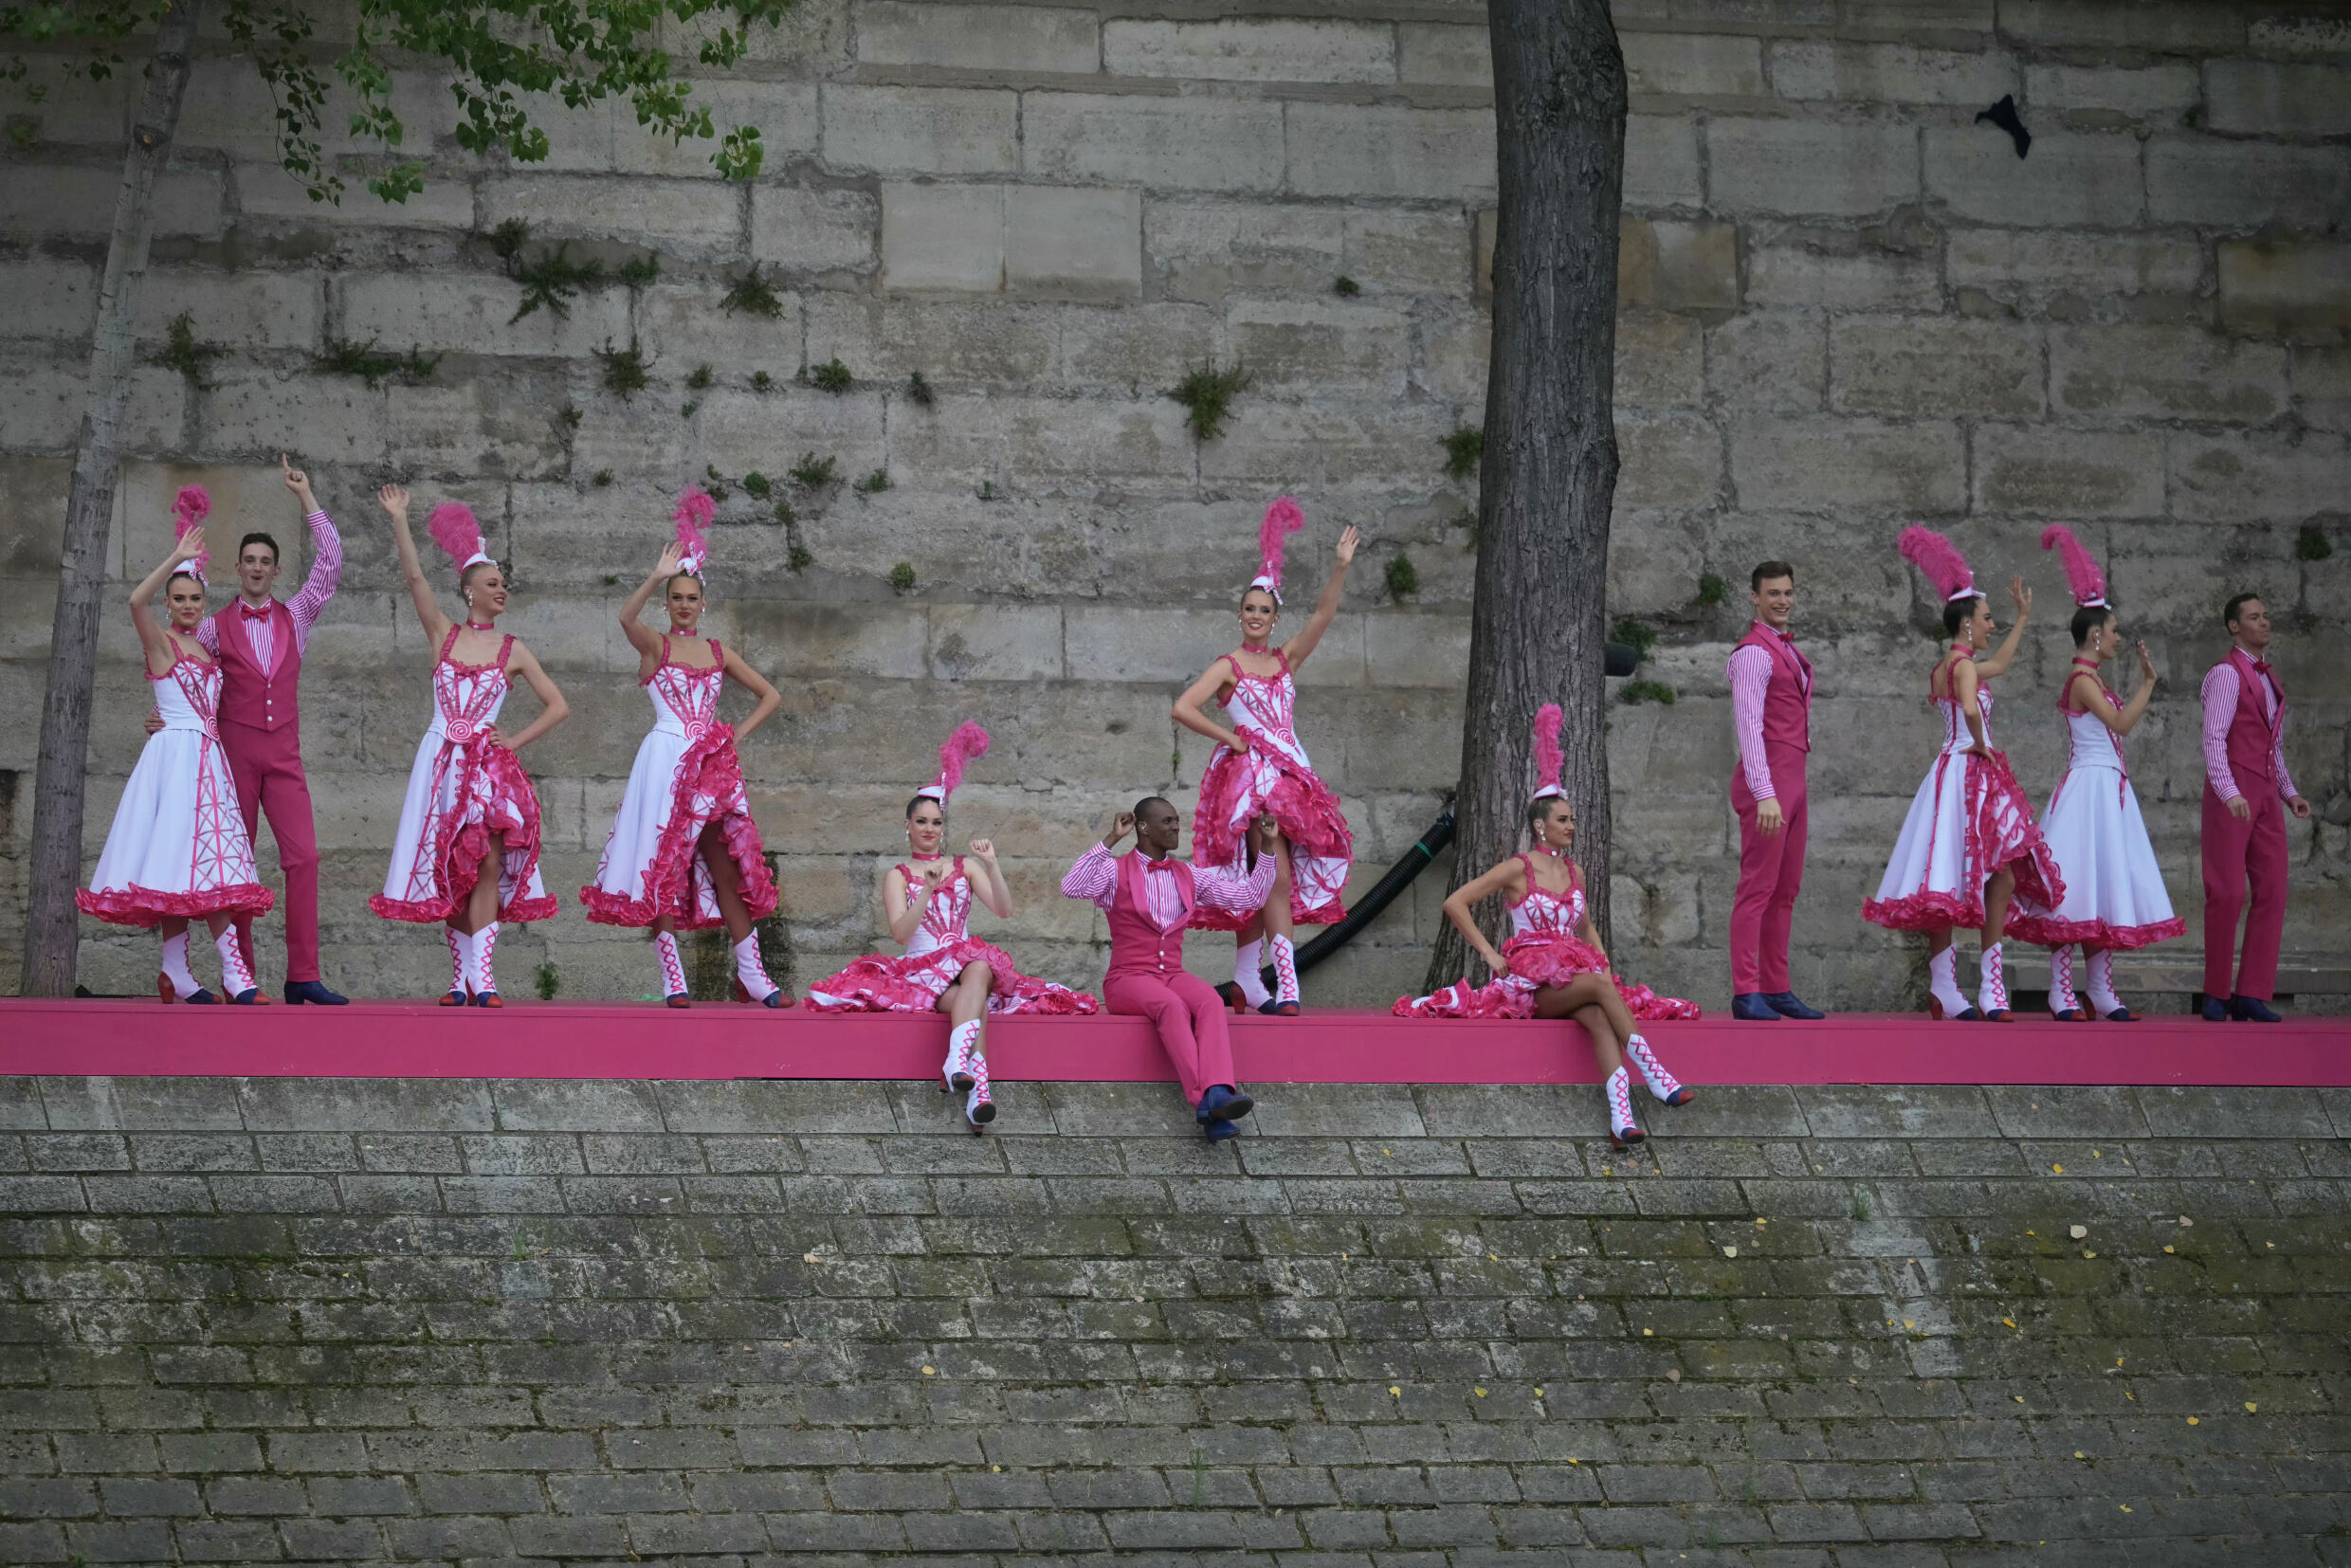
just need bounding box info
[672,486,717,578]
[427,501,494,574]
[1249,497,1306,603]
[2040,524,2106,609]
[171,484,211,585]
[1529,702,1565,803]
[1897,525,1976,603]
[916,720,991,805]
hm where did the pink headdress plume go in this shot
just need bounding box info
[1529,702,1566,803]
[428,501,494,574]
[1897,525,1976,603]
[1249,497,1307,603]
[672,485,717,578]
[917,720,991,805]
[171,484,211,584]
[2040,524,2106,609]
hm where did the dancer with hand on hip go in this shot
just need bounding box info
[1725,560,1823,1022]
[580,488,790,1009]
[369,487,568,1007]
[2197,593,2310,1023]
[80,490,275,1003]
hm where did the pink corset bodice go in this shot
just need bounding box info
[1220,649,1311,768]
[150,652,222,739]
[901,858,973,957]
[429,629,511,746]
[1932,649,1995,755]
[1508,854,1585,939]
[648,638,724,742]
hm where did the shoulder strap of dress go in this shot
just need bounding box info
[497,633,515,669]
[437,624,460,662]
[656,630,672,669]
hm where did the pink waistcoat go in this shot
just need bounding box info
[2218,647,2283,792]
[1104,850,1195,980]
[1736,622,1813,753]
[210,601,301,741]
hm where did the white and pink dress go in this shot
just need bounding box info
[1393,853,1698,1022]
[1864,649,2065,933]
[580,636,776,929]
[370,628,556,925]
[807,857,1098,1015]
[2005,670,2181,952]
[78,651,275,928]
[1191,648,1353,931]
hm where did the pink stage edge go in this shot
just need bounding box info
[2,1001,2347,1085]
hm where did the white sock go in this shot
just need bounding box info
[160,931,200,999]
[471,921,501,996]
[1977,941,2007,1015]
[447,927,469,996]
[1233,939,1272,1008]
[1270,933,1301,1006]
[2085,949,2123,1015]
[1624,1034,1684,1103]
[655,931,686,997]
[734,933,776,1000]
[214,928,256,997]
[2050,948,2079,1014]
[1927,946,1969,1019]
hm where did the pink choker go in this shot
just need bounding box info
[464,620,497,631]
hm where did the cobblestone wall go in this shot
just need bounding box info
[2,1074,2348,1561]
[2,0,2348,1007]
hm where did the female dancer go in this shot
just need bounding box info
[369,487,569,1005]
[2005,526,2181,1020]
[1864,527,2064,1021]
[806,721,1098,1130]
[77,489,274,1002]
[1174,499,1358,1016]
[580,490,790,1007]
[1394,705,1698,1147]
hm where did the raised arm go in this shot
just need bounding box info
[1172,658,1248,752]
[2073,649,2157,738]
[130,528,206,673]
[720,643,782,745]
[1281,526,1358,668]
[378,484,451,648]
[1973,576,2032,680]
[964,840,1013,920]
[279,455,342,641]
[489,640,569,754]
[1441,856,1528,977]
[620,543,683,662]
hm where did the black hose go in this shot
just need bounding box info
[1268,797,1456,981]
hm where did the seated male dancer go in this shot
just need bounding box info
[1063,798,1279,1140]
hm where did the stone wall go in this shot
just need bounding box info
[2,1073,2348,1561]
[2,0,2348,1007]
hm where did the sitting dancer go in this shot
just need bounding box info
[580,490,790,1008]
[1062,799,1280,1140]
[2006,527,2181,1020]
[1173,499,1358,1016]
[2197,593,2311,1023]
[1864,528,2064,1022]
[809,722,1099,1129]
[369,487,569,1005]
[78,492,274,1002]
[1393,704,1697,1148]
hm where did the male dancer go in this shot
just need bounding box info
[2198,593,2310,1022]
[1063,800,1278,1140]
[184,456,348,1004]
[1725,561,1824,1021]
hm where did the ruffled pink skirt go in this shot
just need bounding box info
[579,724,777,930]
[806,938,1099,1015]
[1392,933,1701,1021]
[1864,747,2066,933]
[371,739,557,925]
[1192,745,1353,932]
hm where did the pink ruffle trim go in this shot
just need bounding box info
[578,724,778,930]
[76,882,275,930]
[2003,913,2186,951]
[1390,934,1700,1022]
[369,741,556,925]
[1863,747,2066,934]
[806,938,1100,1016]
[1191,746,1352,930]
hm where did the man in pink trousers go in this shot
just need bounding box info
[1726,561,1825,1021]
[2198,593,2310,1023]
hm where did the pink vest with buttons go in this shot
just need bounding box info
[2222,647,2283,789]
[1735,622,1812,753]
[210,601,300,737]
[1104,850,1195,981]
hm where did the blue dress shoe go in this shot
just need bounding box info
[1203,1117,1243,1142]
[2102,1006,2139,1022]
[284,979,348,1005]
[2231,995,2282,1023]
[1762,991,1825,1020]
[1257,999,1300,1016]
[185,989,218,1005]
[2200,995,2230,1022]
[1730,993,1781,1021]
[1196,1084,1255,1123]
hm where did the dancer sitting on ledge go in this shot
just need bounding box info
[370,487,569,1007]
[2197,593,2310,1024]
[79,493,275,1003]
[1393,704,1697,1149]
[809,720,1098,1132]
[580,489,790,1009]
[1063,799,1280,1140]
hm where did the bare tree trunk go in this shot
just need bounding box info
[18,1,204,997]
[1425,0,1625,991]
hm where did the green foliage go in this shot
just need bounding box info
[317,336,438,389]
[857,468,891,493]
[153,312,220,388]
[488,217,532,262]
[789,452,838,488]
[977,480,999,501]
[593,337,649,401]
[686,363,713,391]
[702,464,730,502]
[533,962,559,1002]
[788,544,812,572]
[772,499,796,526]
[809,356,853,393]
[742,471,772,498]
[1695,571,1730,608]
[510,242,604,322]
[1850,1185,1875,1221]
[1384,555,1419,600]
[1334,275,1361,297]
[1611,618,1659,662]
[2297,524,2334,562]
[618,254,660,287]
[888,561,917,594]
[1168,362,1252,442]
[722,263,783,319]
[558,403,582,428]
[592,470,613,486]
[906,370,935,407]
[1442,426,1484,482]
[680,401,698,418]
[751,370,774,392]
[1620,681,1677,706]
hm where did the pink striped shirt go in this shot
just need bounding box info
[2199,653,2297,805]
[1061,844,1276,931]
[1725,642,1777,801]
[194,509,343,669]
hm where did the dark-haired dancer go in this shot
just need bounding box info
[1063,799,1278,1140]
[2198,593,2311,1023]
[1725,560,1823,1021]
[2005,528,2180,1020]
[1864,528,2063,1022]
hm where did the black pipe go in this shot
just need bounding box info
[1265,797,1456,983]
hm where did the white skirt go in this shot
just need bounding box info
[2006,764,2183,950]
[371,730,556,924]
[78,729,273,928]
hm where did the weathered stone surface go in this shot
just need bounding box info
[2203,60,2351,138]
[1831,316,2044,418]
[1923,127,2143,228]
[2050,325,2287,425]
[1027,92,1285,192]
[2145,139,2351,231]
[856,1,1101,74]
[2218,241,2351,342]
[1103,18,1394,83]
[822,83,1018,175]
[1770,39,2016,103]
[1730,415,1966,513]
[1971,425,2166,518]
[1623,31,1765,98]
[1705,118,1919,217]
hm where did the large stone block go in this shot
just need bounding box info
[809,295,1058,386]
[1995,0,2244,50]
[1145,199,1343,303]
[2169,429,2349,523]
[1705,119,1918,218]
[136,268,323,352]
[1923,127,2142,228]
[1729,415,1965,514]
[822,84,1018,175]
[198,366,389,465]
[1944,228,2202,304]
[1006,187,1143,303]
[1831,317,2043,418]
[1744,243,1940,312]
[478,174,744,255]
[0,63,131,145]
[384,374,572,483]
[1225,299,1413,395]
[636,281,804,371]
[1397,24,1490,88]
[1342,210,1472,298]
[2294,344,2351,433]
[2218,241,2351,341]
[1103,19,1394,83]
[881,183,1005,294]
[0,164,222,241]
[1026,93,1284,193]
[0,259,98,342]
[1196,402,1457,489]
[696,384,889,482]
[1058,302,1218,392]
[2021,64,2199,126]
[1413,306,1488,409]
[1617,219,1740,313]
[1285,103,1495,202]
[2146,139,2350,231]
[1623,33,1764,98]
[2204,60,2351,138]
[1625,115,1704,210]
[928,604,1066,683]
[1970,426,2165,519]
[1615,410,1724,510]
[1770,41,2015,104]
[1706,310,1826,411]
[1614,309,1703,409]
[751,185,880,277]
[338,272,633,360]
[234,161,475,229]
[0,356,184,460]
[856,2,1100,74]
[2050,325,2287,424]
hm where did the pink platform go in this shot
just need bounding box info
[2,1000,2346,1085]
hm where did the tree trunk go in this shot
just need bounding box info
[18,1,205,997]
[1425,0,1626,991]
